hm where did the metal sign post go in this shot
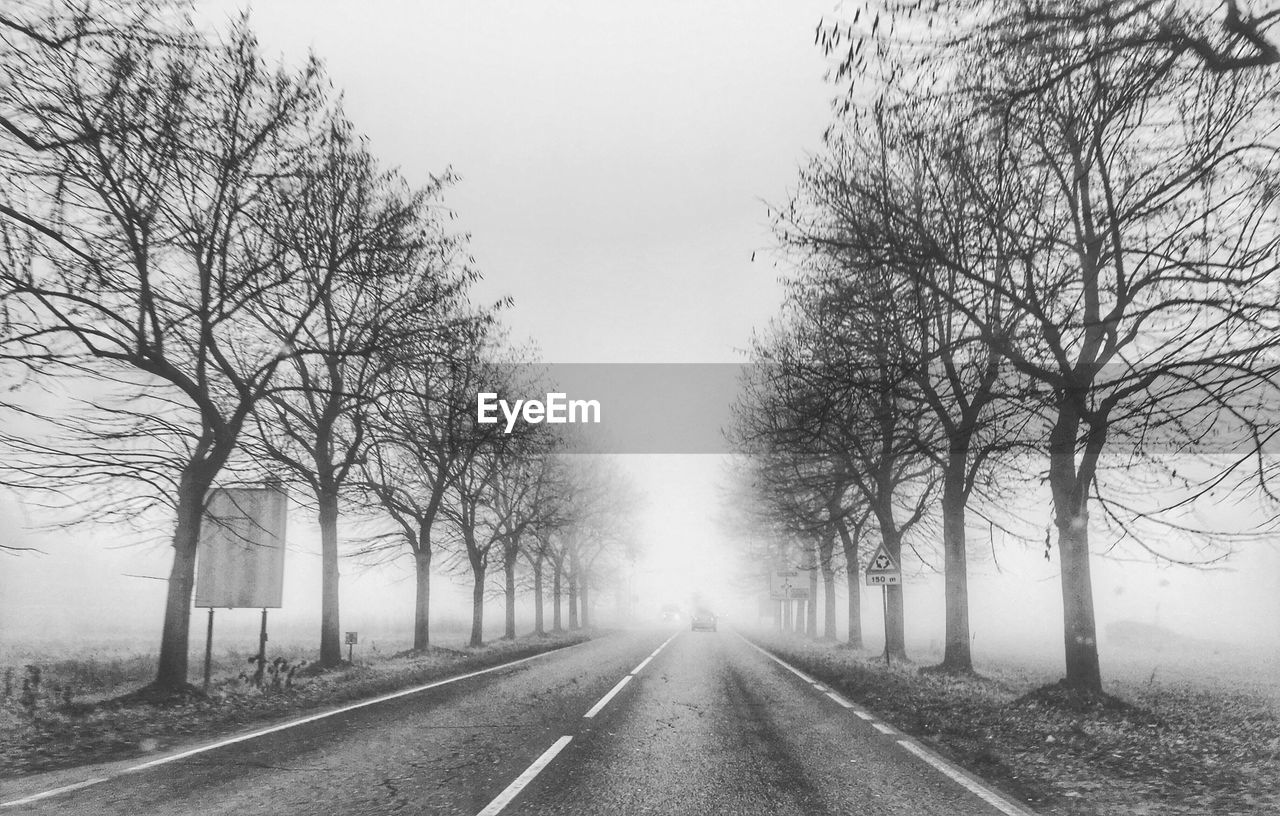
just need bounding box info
[253,608,269,687]
[770,566,802,634]
[865,543,902,668]
[203,608,215,693]
[882,587,890,668]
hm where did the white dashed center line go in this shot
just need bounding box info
[476,631,681,816]
[475,736,574,816]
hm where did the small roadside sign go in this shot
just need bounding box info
[769,567,801,600]
[865,543,902,586]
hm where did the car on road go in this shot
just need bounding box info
[690,609,717,632]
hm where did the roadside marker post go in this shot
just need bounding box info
[345,631,358,663]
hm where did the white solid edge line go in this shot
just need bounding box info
[736,634,819,685]
[897,739,1034,816]
[475,735,573,816]
[825,690,854,708]
[583,675,632,718]
[0,777,111,808]
[1,641,587,809]
[125,646,571,772]
[739,634,1038,816]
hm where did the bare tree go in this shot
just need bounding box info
[0,14,336,692]
[818,0,1280,109]
[776,102,1037,672]
[253,129,473,666]
[736,300,940,661]
[359,319,492,650]
[522,456,576,636]
[492,448,563,639]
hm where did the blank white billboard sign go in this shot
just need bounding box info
[195,486,287,608]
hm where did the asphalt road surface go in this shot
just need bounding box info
[2,628,1032,816]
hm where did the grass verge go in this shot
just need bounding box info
[0,630,591,779]
[747,630,1280,816]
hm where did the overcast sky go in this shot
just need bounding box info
[197,0,841,363]
[190,0,846,611]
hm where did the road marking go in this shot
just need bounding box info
[897,739,1035,816]
[738,636,820,685]
[583,631,677,720]
[631,631,678,675]
[0,641,589,810]
[475,735,572,816]
[481,631,679,813]
[583,675,631,718]
[0,777,111,808]
[825,690,854,708]
[741,635,1037,816]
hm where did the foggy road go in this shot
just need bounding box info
[4,629,1031,816]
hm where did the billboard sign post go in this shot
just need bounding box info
[195,484,288,688]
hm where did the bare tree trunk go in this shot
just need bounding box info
[413,546,431,650]
[318,488,342,667]
[552,558,564,632]
[154,467,214,691]
[568,570,579,630]
[533,554,545,636]
[1049,407,1103,692]
[821,558,837,641]
[939,451,972,673]
[885,582,906,661]
[503,553,517,640]
[1049,396,1111,690]
[836,518,862,649]
[805,546,818,638]
[1056,516,1101,690]
[470,564,486,647]
[873,505,908,661]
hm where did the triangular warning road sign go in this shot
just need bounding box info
[865,543,900,574]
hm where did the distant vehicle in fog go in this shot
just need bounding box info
[691,609,717,632]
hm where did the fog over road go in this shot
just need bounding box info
[5,629,1028,816]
